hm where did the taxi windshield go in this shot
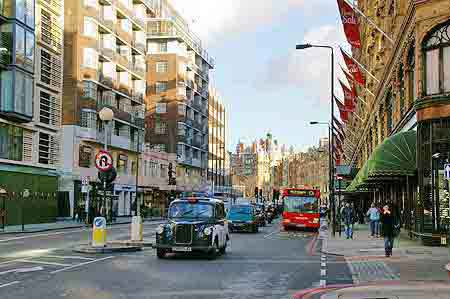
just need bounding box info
[168,202,214,219]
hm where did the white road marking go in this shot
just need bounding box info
[50,256,114,274]
[0,230,85,243]
[321,269,327,276]
[0,258,24,266]
[18,259,71,267]
[319,279,326,287]
[321,262,326,267]
[263,229,279,239]
[0,281,20,288]
[43,255,94,261]
[0,266,44,275]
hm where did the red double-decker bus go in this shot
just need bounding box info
[281,188,320,231]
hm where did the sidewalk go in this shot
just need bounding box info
[323,223,450,283]
[0,216,165,235]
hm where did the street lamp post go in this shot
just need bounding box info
[298,42,335,237]
[98,107,114,220]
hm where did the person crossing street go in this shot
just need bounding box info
[342,202,355,239]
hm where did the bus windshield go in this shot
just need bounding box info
[284,196,318,213]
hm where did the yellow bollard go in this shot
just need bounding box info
[92,217,107,247]
[131,216,143,241]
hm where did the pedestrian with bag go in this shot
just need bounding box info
[367,203,380,238]
[342,202,355,239]
[381,204,396,257]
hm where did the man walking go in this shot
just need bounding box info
[367,203,380,238]
[381,205,395,257]
[342,202,355,239]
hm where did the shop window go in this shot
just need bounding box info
[0,123,23,161]
[79,145,93,168]
[423,21,450,95]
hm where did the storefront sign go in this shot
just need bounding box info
[286,190,315,196]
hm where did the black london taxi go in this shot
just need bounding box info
[154,196,230,259]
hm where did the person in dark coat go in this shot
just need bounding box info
[381,205,395,257]
[342,203,355,239]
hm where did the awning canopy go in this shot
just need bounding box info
[345,131,416,192]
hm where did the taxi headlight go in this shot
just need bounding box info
[156,225,165,234]
[283,219,291,223]
[204,227,212,235]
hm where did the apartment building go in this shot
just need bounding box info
[0,0,63,216]
[208,87,226,188]
[59,0,156,216]
[146,0,214,192]
[343,0,450,244]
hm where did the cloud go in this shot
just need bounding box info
[259,24,350,105]
[170,0,312,44]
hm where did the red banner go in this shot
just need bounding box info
[337,0,361,48]
[339,80,356,112]
[341,48,365,85]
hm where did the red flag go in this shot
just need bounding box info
[341,48,365,85]
[337,0,361,48]
[335,96,349,123]
[339,80,356,112]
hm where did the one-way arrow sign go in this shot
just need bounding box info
[444,164,450,180]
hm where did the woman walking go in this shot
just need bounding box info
[381,205,395,257]
[367,203,380,238]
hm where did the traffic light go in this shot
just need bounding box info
[254,187,258,198]
[98,167,117,191]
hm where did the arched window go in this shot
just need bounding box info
[407,44,416,102]
[398,63,405,115]
[422,21,450,95]
[385,89,393,134]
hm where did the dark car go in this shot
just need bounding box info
[154,197,230,259]
[226,204,259,233]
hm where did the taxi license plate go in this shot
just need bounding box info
[172,247,192,252]
[296,224,306,227]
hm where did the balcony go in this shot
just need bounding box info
[201,89,209,99]
[131,92,144,104]
[99,73,116,89]
[132,62,145,77]
[192,158,201,168]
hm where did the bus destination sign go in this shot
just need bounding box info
[286,190,316,196]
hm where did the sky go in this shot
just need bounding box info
[171,0,350,152]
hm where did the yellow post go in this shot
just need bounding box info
[92,217,107,247]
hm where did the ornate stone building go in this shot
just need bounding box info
[345,0,450,245]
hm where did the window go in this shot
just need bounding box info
[156,102,167,114]
[14,0,34,27]
[38,132,50,164]
[156,61,168,73]
[155,81,168,93]
[39,90,61,126]
[24,30,34,70]
[178,103,186,116]
[40,9,62,53]
[82,81,97,99]
[423,21,450,95]
[7,70,33,117]
[160,164,167,178]
[40,49,62,88]
[120,19,132,33]
[83,17,97,38]
[83,48,98,69]
[0,23,12,65]
[155,121,167,134]
[398,63,405,115]
[84,0,98,9]
[407,45,416,103]
[153,144,166,153]
[131,160,137,175]
[385,90,393,134]
[15,25,25,66]
[158,42,167,52]
[80,109,97,128]
[79,145,92,168]
[0,123,23,161]
[117,154,128,173]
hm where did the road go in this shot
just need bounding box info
[0,220,352,299]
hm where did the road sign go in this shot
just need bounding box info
[95,150,113,172]
[444,164,450,180]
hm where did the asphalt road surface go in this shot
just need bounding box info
[0,220,352,299]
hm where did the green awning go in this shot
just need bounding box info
[366,130,416,177]
[345,131,417,192]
